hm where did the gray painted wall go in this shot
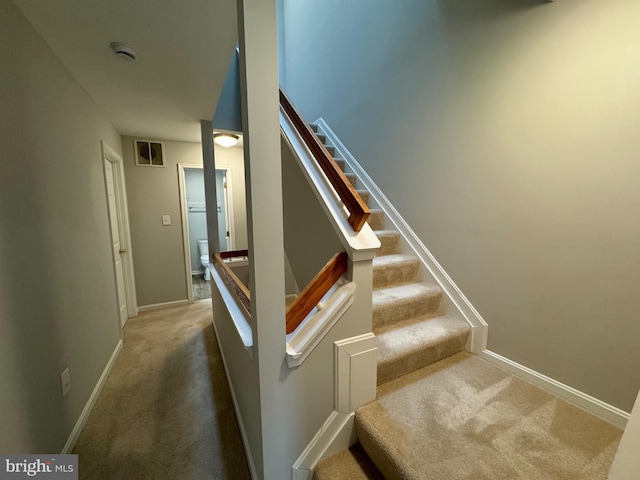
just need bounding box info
[213,50,243,133]
[122,137,202,306]
[281,137,343,287]
[0,0,122,452]
[123,138,247,307]
[282,0,640,411]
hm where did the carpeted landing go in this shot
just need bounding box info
[316,352,622,480]
[72,300,250,480]
[312,127,623,479]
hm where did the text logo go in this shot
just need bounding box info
[1,455,77,480]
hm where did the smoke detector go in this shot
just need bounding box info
[110,42,137,62]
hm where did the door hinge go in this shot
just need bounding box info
[226,231,230,237]
[223,182,227,188]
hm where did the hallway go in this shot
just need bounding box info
[73,300,250,479]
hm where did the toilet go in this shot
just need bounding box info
[197,239,210,281]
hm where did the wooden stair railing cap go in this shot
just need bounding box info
[279,89,370,232]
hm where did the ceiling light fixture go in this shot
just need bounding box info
[110,42,137,62]
[213,133,239,148]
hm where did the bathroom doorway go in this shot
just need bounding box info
[178,164,235,302]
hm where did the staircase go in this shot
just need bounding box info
[311,126,623,480]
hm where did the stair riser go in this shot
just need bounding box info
[334,158,346,170]
[373,262,420,289]
[368,211,384,230]
[344,173,358,188]
[372,294,442,329]
[377,332,469,385]
[376,234,400,256]
[355,419,400,480]
[357,190,370,205]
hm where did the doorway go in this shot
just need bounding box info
[178,164,235,302]
[102,141,138,329]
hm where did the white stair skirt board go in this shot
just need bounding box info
[137,299,189,313]
[480,350,630,428]
[315,117,630,430]
[62,339,123,454]
[292,333,377,480]
[314,118,488,354]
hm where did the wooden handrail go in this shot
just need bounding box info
[213,252,251,314]
[279,89,370,232]
[219,249,249,260]
[285,251,348,335]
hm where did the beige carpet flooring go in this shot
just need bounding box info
[73,300,250,480]
[356,352,622,480]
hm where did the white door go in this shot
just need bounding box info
[105,160,128,328]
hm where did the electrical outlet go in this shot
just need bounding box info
[162,215,171,226]
[60,367,71,397]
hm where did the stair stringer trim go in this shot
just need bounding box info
[316,118,631,429]
[291,333,377,480]
[314,117,488,354]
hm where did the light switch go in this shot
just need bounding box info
[162,215,171,226]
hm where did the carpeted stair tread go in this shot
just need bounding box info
[374,230,401,256]
[372,283,442,329]
[368,209,384,230]
[356,352,623,480]
[376,315,470,384]
[313,444,384,480]
[372,254,420,288]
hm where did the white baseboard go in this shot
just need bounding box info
[138,299,189,313]
[61,339,123,454]
[315,118,488,354]
[479,350,630,428]
[292,411,357,480]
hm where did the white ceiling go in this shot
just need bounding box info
[13,0,238,143]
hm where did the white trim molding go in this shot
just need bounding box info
[315,118,488,353]
[138,299,189,313]
[286,280,356,368]
[291,412,356,480]
[62,339,123,454]
[210,264,253,357]
[479,350,630,428]
[292,333,377,480]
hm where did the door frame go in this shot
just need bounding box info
[178,163,235,303]
[102,141,138,325]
